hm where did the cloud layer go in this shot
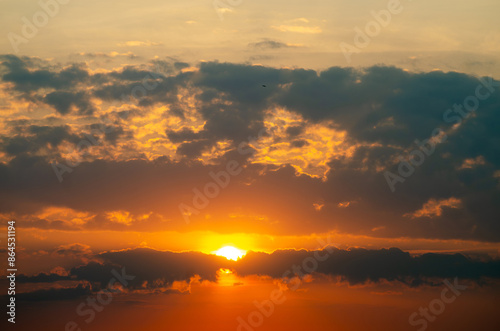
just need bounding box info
[1,55,500,242]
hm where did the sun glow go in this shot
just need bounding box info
[213,246,246,261]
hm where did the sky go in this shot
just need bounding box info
[1,0,500,330]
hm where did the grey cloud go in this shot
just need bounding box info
[1,125,81,156]
[13,247,500,303]
[234,247,500,286]
[44,91,95,115]
[249,40,296,49]
[290,139,308,148]
[1,58,500,242]
[0,55,89,93]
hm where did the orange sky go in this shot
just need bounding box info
[1,0,500,330]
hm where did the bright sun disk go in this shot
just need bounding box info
[214,246,246,261]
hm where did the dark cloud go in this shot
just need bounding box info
[1,125,81,156]
[44,91,95,115]
[0,55,89,93]
[12,248,500,302]
[99,248,230,288]
[277,66,500,147]
[92,62,191,107]
[0,55,188,117]
[109,65,168,81]
[176,139,212,158]
[70,262,123,288]
[89,123,127,145]
[55,243,93,257]
[290,139,308,148]
[173,62,189,70]
[234,247,500,286]
[285,125,305,137]
[16,248,230,291]
[166,128,202,143]
[180,62,314,154]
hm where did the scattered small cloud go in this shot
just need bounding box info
[459,156,486,169]
[313,203,324,211]
[338,202,350,208]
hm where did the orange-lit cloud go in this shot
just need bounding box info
[405,197,462,219]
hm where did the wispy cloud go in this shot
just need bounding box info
[248,39,302,49]
[272,25,322,34]
[117,41,163,47]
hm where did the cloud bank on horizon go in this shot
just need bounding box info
[6,246,499,303]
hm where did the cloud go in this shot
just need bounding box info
[0,55,89,93]
[234,247,500,286]
[248,40,300,49]
[290,139,308,148]
[17,248,230,290]
[271,25,322,34]
[288,18,309,23]
[117,41,163,47]
[285,125,305,137]
[12,247,500,302]
[44,91,95,115]
[73,52,139,59]
[1,125,82,156]
[55,243,93,257]
[459,156,486,169]
[98,248,230,288]
[405,197,462,218]
[1,57,500,241]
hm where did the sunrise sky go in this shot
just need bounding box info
[1,0,500,330]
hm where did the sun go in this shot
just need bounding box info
[213,246,246,261]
